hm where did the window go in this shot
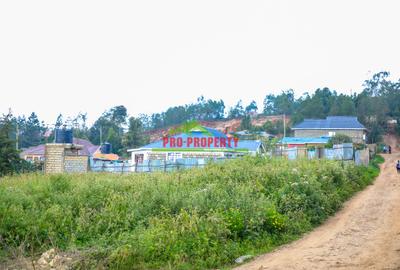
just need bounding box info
[328,131,336,137]
[135,154,144,164]
[167,152,182,162]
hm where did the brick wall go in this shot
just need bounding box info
[44,144,66,173]
[294,129,365,144]
[64,156,88,173]
[45,143,88,173]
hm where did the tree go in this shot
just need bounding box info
[329,94,356,116]
[296,94,325,119]
[88,106,128,155]
[240,115,252,130]
[123,117,148,152]
[0,112,21,176]
[18,112,45,148]
[55,114,63,128]
[71,112,89,139]
[263,94,276,115]
[110,105,128,126]
[245,100,258,115]
[274,90,295,115]
[328,134,352,145]
[228,100,245,119]
[367,123,383,144]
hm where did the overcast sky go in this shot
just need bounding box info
[1,0,400,125]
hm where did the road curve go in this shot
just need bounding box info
[235,151,400,270]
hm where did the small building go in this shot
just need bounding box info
[127,126,265,168]
[234,130,275,140]
[20,138,100,161]
[21,138,120,171]
[45,143,89,173]
[280,137,330,148]
[278,137,353,160]
[292,116,366,144]
[21,144,46,163]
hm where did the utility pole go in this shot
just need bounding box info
[16,122,19,150]
[100,127,103,145]
[283,113,286,138]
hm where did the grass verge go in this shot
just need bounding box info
[0,156,381,269]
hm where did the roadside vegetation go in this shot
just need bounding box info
[0,156,382,269]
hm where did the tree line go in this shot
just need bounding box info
[1,71,399,161]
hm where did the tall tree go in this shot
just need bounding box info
[55,114,63,128]
[274,89,295,115]
[245,100,258,115]
[228,100,245,119]
[72,112,89,139]
[263,94,276,115]
[329,94,356,116]
[0,113,21,176]
[123,117,148,151]
[240,115,252,130]
[19,112,45,148]
[89,105,128,155]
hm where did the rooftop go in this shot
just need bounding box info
[280,137,330,144]
[128,126,264,153]
[292,116,365,130]
[21,138,100,157]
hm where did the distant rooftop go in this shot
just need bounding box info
[128,126,263,153]
[20,138,100,157]
[281,137,330,144]
[292,116,365,130]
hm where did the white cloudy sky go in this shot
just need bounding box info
[1,0,400,125]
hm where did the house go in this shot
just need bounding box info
[20,138,120,165]
[292,116,366,143]
[127,126,265,167]
[280,137,330,148]
[234,130,275,140]
[21,144,47,162]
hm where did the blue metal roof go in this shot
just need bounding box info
[237,140,263,152]
[138,127,230,150]
[139,133,229,149]
[293,116,365,130]
[133,127,262,152]
[280,137,330,144]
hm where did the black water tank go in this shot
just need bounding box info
[55,128,73,143]
[101,142,112,154]
[55,129,65,143]
[64,129,73,143]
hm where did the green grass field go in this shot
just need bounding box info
[0,156,382,269]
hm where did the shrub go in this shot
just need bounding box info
[0,156,379,269]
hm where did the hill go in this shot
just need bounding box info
[145,114,290,142]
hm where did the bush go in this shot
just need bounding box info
[0,157,379,269]
[325,134,352,148]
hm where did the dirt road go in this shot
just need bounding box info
[236,145,400,269]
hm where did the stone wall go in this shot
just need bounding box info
[294,129,365,144]
[45,143,88,173]
[44,144,66,173]
[64,156,88,173]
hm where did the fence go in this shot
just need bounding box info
[90,157,228,173]
[271,144,354,161]
[355,149,370,166]
[89,144,360,173]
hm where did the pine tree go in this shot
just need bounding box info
[0,113,21,176]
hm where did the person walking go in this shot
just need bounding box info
[397,160,400,173]
[389,145,392,154]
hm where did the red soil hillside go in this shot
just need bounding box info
[145,114,290,143]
